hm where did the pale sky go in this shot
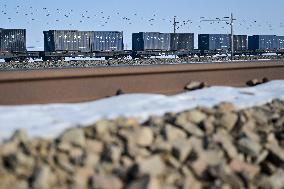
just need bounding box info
[1,0,283,49]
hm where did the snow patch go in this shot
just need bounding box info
[0,80,284,140]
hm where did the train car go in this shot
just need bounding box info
[43,30,94,52]
[170,33,194,51]
[277,36,284,49]
[132,32,171,51]
[93,31,123,51]
[233,35,248,51]
[198,34,230,51]
[0,28,26,52]
[0,28,27,62]
[248,35,278,51]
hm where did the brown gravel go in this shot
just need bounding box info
[0,99,284,189]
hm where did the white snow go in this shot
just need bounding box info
[1,80,284,141]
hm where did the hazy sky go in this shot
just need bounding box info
[1,0,284,49]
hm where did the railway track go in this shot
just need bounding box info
[0,60,284,105]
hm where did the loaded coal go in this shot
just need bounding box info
[0,100,284,189]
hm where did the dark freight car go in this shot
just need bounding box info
[277,36,284,49]
[233,35,248,51]
[0,28,26,52]
[93,31,123,51]
[170,33,194,51]
[132,32,171,51]
[44,30,93,52]
[198,34,230,51]
[248,35,278,50]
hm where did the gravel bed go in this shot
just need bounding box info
[0,59,184,71]
[1,99,284,189]
[0,55,283,71]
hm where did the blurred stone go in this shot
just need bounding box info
[237,137,262,157]
[103,144,122,163]
[133,155,166,176]
[218,112,238,131]
[59,128,86,148]
[10,129,28,144]
[126,175,160,189]
[133,127,154,147]
[91,174,123,189]
[184,81,206,91]
[163,124,187,141]
[215,102,236,113]
[172,139,192,162]
[246,79,261,86]
[186,110,207,124]
[229,159,260,179]
[32,165,56,189]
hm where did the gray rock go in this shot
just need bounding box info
[94,120,116,135]
[184,81,206,91]
[85,153,100,168]
[265,139,284,162]
[237,137,262,157]
[246,79,261,86]
[85,139,104,154]
[201,116,215,135]
[133,127,154,147]
[150,137,172,153]
[103,144,122,163]
[73,167,94,189]
[55,153,74,173]
[126,175,160,189]
[175,114,204,137]
[163,124,187,142]
[92,174,123,189]
[229,159,260,180]
[213,130,238,159]
[69,147,85,166]
[59,128,86,148]
[14,152,35,178]
[269,170,284,189]
[218,112,238,131]
[134,155,166,176]
[32,165,56,189]
[172,139,192,162]
[0,174,29,189]
[186,110,207,124]
[215,102,236,113]
[10,129,28,144]
[191,150,224,177]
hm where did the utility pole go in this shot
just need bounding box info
[173,16,179,58]
[201,13,236,61]
[173,16,179,34]
[230,13,234,61]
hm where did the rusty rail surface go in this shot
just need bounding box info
[0,60,284,105]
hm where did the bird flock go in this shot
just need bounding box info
[1,1,283,51]
[1,2,283,32]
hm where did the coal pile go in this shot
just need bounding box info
[1,100,284,189]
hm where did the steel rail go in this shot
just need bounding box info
[0,60,284,105]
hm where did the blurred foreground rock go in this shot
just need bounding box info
[0,99,284,189]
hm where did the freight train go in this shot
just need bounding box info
[0,28,284,62]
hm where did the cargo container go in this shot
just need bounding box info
[93,31,123,51]
[248,35,278,50]
[44,30,93,52]
[132,32,171,51]
[233,35,248,51]
[277,36,284,49]
[0,28,26,52]
[198,34,230,51]
[170,33,194,51]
